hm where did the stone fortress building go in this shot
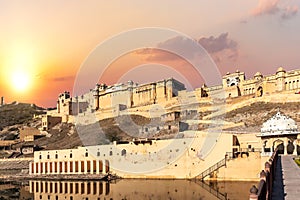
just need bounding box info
[220,67,300,98]
[42,67,300,129]
[43,78,186,129]
[33,67,300,180]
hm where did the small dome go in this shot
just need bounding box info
[254,72,262,77]
[226,72,230,75]
[236,69,240,73]
[261,111,298,135]
[276,67,285,73]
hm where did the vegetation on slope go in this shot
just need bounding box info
[295,157,300,167]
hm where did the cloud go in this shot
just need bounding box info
[156,36,200,60]
[251,0,280,16]
[134,48,182,62]
[135,36,201,62]
[281,5,298,19]
[251,0,298,20]
[51,75,74,82]
[198,32,237,55]
[135,33,238,63]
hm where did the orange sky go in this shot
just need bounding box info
[1,1,300,107]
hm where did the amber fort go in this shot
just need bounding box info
[43,66,300,126]
[29,67,300,182]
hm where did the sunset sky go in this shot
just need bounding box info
[1,0,300,107]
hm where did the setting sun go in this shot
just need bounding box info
[11,70,31,92]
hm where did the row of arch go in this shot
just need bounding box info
[242,79,300,97]
[274,140,300,155]
[263,139,300,155]
[30,160,110,175]
[285,79,300,90]
[30,181,110,196]
[243,87,255,95]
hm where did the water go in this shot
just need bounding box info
[0,179,256,200]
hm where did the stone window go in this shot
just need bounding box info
[121,149,126,156]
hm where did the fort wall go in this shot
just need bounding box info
[47,67,300,125]
[214,152,269,181]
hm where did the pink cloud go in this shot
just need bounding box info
[251,0,298,20]
[198,32,237,56]
[135,33,238,63]
[251,0,280,16]
[281,5,298,19]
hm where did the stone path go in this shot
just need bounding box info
[275,155,300,200]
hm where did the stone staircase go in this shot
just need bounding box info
[195,158,227,180]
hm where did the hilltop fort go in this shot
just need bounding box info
[1,67,300,183]
[43,67,300,129]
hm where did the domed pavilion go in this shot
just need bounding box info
[258,111,300,155]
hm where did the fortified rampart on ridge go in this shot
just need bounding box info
[44,67,300,126]
[32,67,300,181]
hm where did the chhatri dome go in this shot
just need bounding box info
[261,111,298,136]
[254,72,262,77]
[276,67,286,73]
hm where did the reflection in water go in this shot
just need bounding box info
[0,180,256,200]
[30,180,110,199]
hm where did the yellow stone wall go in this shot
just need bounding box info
[215,152,269,181]
[52,68,300,124]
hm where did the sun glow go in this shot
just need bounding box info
[11,70,31,92]
[3,45,37,93]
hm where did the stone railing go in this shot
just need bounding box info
[249,149,278,200]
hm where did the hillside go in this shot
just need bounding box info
[224,101,300,132]
[0,102,45,130]
[0,97,300,158]
[36,114,153,149]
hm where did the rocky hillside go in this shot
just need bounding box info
[1,99,300,157]
[0,102,45,130]
[224,102,300,132]
[33,114,153,150]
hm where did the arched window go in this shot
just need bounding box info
[121,149,126,156]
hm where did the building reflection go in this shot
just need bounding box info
[29,179,229,200]
[30,180,110,200]
[0,179,255,200]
